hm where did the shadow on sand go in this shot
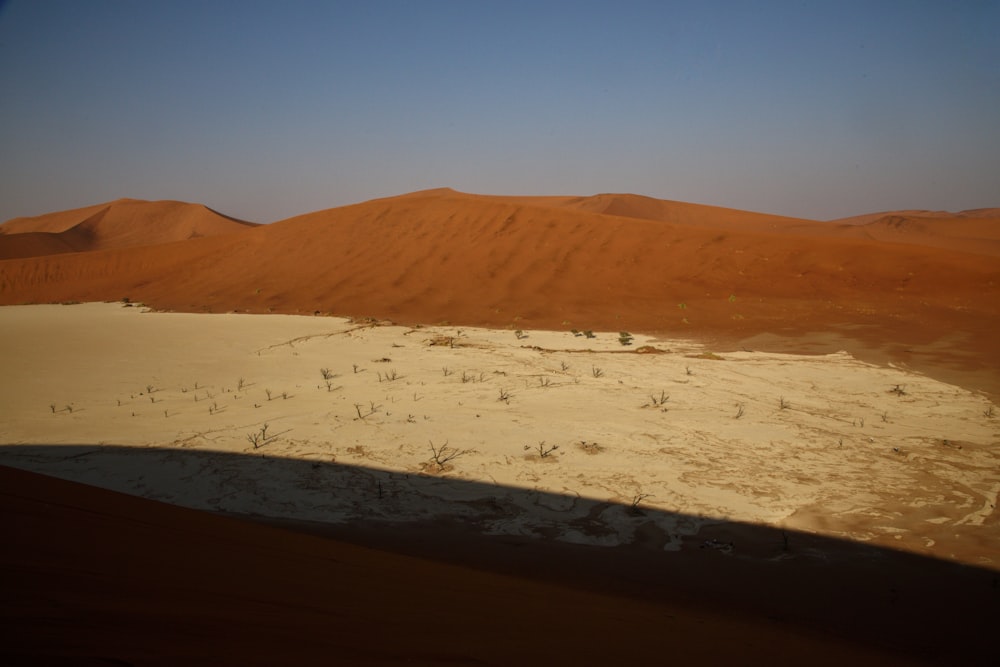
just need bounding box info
[2,444,997,665]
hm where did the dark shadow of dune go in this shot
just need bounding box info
[2,445,997,666]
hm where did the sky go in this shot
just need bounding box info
[1,0,998,223]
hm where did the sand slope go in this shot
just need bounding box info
[844,213,1000,257]
[0,198,255,259]
[11,464,981,666]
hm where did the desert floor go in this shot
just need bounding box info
[2,302,997,564]
[3,302,1000,664]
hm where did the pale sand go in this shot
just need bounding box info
[1,303,997,565]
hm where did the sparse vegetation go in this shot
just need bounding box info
[890,384,907,397]
[985,406,995,419]
[584,330,595,339]
[560,361,569,372]
[734,403,745,419]
[498,388,511,404]
[577,441,604,455]
[354,401,382,420]
[779,396,789,410]
[265,388,273,401]
[592,366,604,378]
[528,441,559,458]
[246,423,272,449]
[320,368,334,380]
[428,440,469,471]
[629,493,653,516]
[619,331,633,346]
[645,391,669,408]
[514,329,526,340]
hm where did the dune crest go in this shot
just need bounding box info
[830,212,1000,257]
[0,198,256,259]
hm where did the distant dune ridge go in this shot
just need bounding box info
[0,198,255,260]
[1,188,997,390]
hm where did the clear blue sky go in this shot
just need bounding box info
[1,0,997,223]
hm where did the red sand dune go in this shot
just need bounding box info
[829,207,1000,225]
[832,211,1000,257]
[4,464,993,666]
[0,198,255,259]
[1,188,998,395]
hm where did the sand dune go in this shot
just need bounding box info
[10,464,984,666]
[0,198,255,259]
[559,192,818,229]
[834,212,1000,257]
[0,230,82,260]
[829,207,1000,225]
[1,189,998,398]
[0,200,111,234]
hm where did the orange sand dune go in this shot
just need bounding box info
[439,189,826,235]
[832,212,1000,257]
[1,188,997,394]
[4,464,993,665]
[0,200,111,234]
[558,192,819,230]
[0,198,255,259]
[958,207,1000,218]
[0,231,82,260]
[830,207,1000,225]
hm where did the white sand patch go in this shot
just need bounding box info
[1,303,997,558]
